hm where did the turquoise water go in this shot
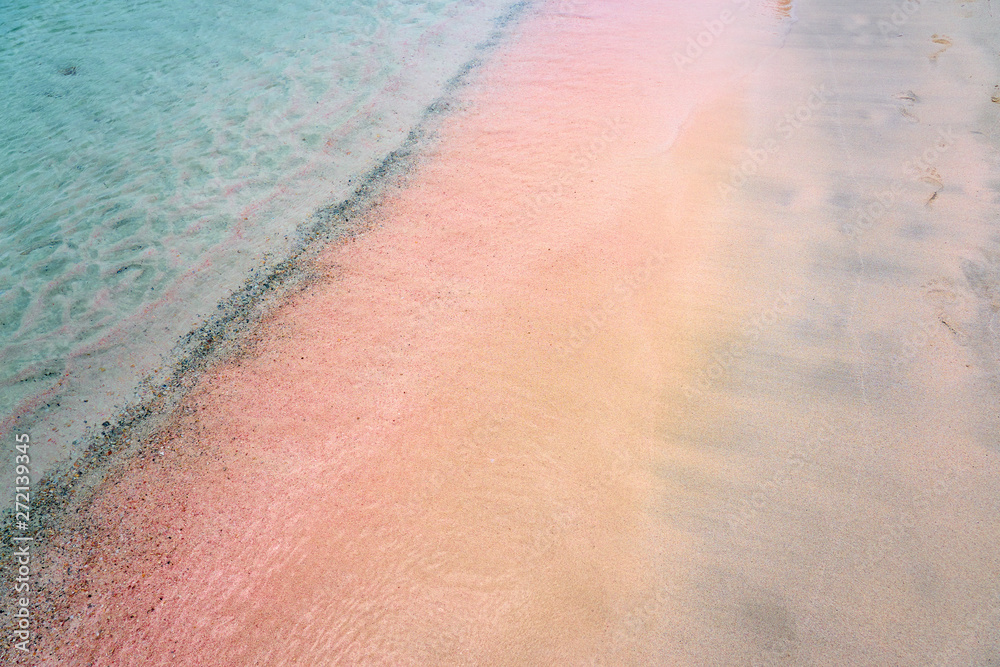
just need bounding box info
[0,0,515,482]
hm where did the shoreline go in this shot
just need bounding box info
[6,0,1000,663]
[0,0,534,517]
[0,0,534,514]
[0,0,537,650]
[5,1,772,658]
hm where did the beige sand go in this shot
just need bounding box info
[14,0,1000,665]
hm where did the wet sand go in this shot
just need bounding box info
[10,0,1000,664]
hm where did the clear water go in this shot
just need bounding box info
[0,0,515,481]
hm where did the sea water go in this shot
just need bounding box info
[0,0,517,493]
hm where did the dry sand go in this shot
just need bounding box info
[9,0,1000,664]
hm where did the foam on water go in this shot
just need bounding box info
[0,0,516,485]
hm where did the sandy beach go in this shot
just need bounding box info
[6,0,1000,664]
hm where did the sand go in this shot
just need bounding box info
[8,0,1000,664]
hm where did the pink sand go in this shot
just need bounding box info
[23,0,1000,664]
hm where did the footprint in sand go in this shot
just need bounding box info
[922,277,966,311]
[920,170,943,204]
[893,89,920,123]
[921,278,970,344]
[929,34,952,62]
[770,0,794,19]
[916,166,943,204]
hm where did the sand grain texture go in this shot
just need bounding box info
[16,0,1000,665]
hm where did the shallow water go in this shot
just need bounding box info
[0,0,514,484]
[4,0,1000,663]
